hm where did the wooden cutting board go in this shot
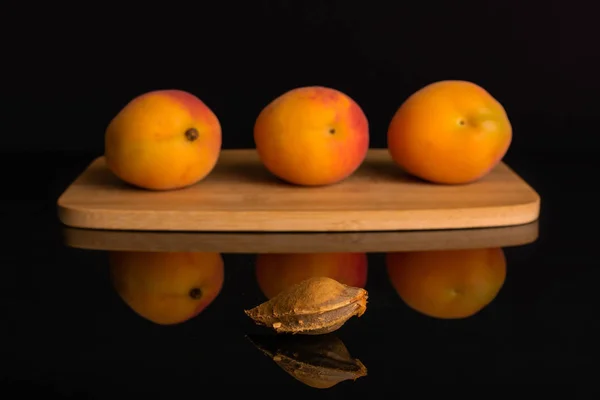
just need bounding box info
[57,149,540,232]
[62,220,539,253]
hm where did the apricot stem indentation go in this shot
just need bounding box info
[189,288,202,299]
[185,128,199,141]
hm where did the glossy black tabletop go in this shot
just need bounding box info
[2,151,596,396]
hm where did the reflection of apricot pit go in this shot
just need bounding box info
[386,248,506,319]
[248,333,367,389]
[255,253,367,299]
[109,251,224,325]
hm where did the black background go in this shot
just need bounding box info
[4,1,599,156]
[3,1,599,395]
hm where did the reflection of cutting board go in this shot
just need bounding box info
[57,149,540,232]
[62,221,539,253]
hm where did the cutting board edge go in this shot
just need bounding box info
[57,205,540,232]
[61,219,540,253]
[56,150,541,233]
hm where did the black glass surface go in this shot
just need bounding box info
[3,152,596,396]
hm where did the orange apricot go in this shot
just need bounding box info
[387,80,512,184]
[254,86,369,186]
[105,89,221,190]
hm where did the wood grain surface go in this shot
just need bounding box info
[62,220,539,253]
[57,149,540,232]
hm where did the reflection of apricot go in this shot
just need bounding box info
[256,253,367,299]
[386,248,506,319]
[109,252,224,325]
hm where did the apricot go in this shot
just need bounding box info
[387,80,512,184]
[253,86,369,186]
[386,248,506,319]
[109,251,224,325]
[255,252,367,299]
[105,89,222,190]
